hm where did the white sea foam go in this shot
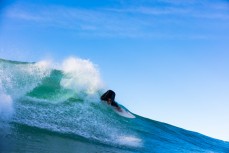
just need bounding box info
[60,57,104,98]
[118,135,142,147]
[0,82,13,120]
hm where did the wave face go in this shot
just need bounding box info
[0,58,228,153]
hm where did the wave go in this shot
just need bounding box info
[0,57,228,152]
[0,57,140,148]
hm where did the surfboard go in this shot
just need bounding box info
[114,108,135,118]
[101,100,135,118]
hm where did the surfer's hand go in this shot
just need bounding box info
[107,99,112,105]
[116,107,122,112]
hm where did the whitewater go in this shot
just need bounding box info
[0,57,228,153]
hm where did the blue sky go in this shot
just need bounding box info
[0,0,229,141]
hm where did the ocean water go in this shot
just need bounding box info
[0,58,228,153]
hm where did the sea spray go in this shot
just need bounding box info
[61,57,104,93]
[0,59,51,98]
[0,84,13,120]
[0,59,51,119]
[60,57,104,101]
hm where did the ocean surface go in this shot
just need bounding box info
[0,58,228,153]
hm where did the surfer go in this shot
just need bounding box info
[101,90,122,112]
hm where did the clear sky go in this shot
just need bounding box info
[0,0,229,141]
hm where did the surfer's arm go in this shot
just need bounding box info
[115,106,122,112]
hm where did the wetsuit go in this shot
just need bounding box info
[101,90,119,107]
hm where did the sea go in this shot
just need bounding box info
[0,58,228,153]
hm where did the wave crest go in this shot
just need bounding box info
[60,57,104,96]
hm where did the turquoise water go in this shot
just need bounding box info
[0,58,228,153]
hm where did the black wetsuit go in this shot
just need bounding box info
[100,90,119,107]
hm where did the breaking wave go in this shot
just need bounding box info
[0,57,228,153]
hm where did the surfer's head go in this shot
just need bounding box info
[101,90,116,102]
